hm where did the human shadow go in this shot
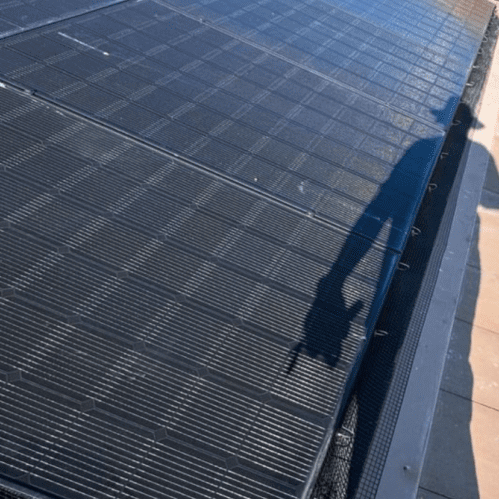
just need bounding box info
[297,98,487,499]
[342,101,488,499]
[288,97,459,376]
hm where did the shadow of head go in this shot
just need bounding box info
[432,96,483,130]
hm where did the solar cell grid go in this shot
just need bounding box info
[0,0,493,497]
[0,19,445,249]
[0,382,81,479]
[0,0,128,39]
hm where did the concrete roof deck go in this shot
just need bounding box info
[417,7,499,497]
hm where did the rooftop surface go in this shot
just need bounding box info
[0,1,496,499]
[417,9,499,496]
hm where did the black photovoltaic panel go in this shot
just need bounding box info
[0,86,397,498]
[0,0,127,39]
[165,0,486,100]
[0,0,493,498]
[0,0,459,252]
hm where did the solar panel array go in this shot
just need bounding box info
[0,0,493,498]
[0,0,461,250]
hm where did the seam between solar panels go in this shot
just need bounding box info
[0,88,388,298]
[0,20,431,187]
[0,48,422,197]
[0,82,399,255]
[0,5,490,499]
[157,0,445,133]
[0,0,130,41]
[0,82,398,499]
[0,75,416,250]
[0,3,450,199]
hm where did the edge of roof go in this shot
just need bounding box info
[374,9,499,499]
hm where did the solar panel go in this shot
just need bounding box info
[0,0,493,497]
[0,1,127,39]
[0,0,457,250]
[0,84,398,497]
